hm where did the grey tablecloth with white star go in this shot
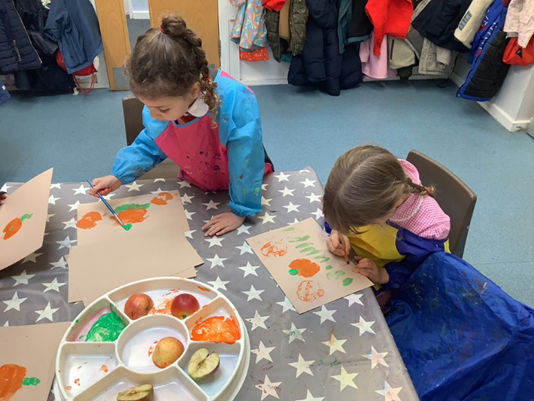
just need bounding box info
[0,168,418,401]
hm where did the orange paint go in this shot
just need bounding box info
[2,218,22,240]
[198,286,210,292]
[74,379,80,386]
[115,209,148,225]
[191,316,241,344]
[0,364,26,399]
[149,297,174,315]
[148,341,159,357]
[296,280,325,303]
[289,259,321,278]
[261,241,288,257]
[76,212,103,230]
[66,386,72,391]
[99,365,108,373]
[151,192,174,206]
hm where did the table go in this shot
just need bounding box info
[0,168,418,401]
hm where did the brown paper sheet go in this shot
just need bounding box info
[0,322,70,401]
[247,218,373,313]
[0,169,53,270]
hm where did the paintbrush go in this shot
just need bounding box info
[86,180,129,231]
[343,249,350,264]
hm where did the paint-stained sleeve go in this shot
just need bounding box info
[112,107,169,184]
[221,86,264,217]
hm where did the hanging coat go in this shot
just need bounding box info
[504,0,534,47]
[288,0,362,96]
[0,80,10,105]
[0,0,41,74]
[230,0,268,51]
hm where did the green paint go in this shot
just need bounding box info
[295,242,312,249]
[123,224,132,231]
[326,270,345,280]
[300,247,317,254]
[22,377,40,386]
[85,307,126,342]
[343,278,354,286]
[325,265,332,270]
[334,271,345,279]
[330,360,341,367]
[305,249,321,256]
[114,203,150,213]
[288,269,299,276]
[283,227,296,232]
[314,256,330,263]
[289,235,310,243]
[326,271,336,279]
[79,335,86,340]
[75,319,79,323]
[20,214,33,221]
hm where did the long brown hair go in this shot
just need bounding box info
[323,145,433,234]
[126,14,220,120]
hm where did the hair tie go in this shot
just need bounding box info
[425,188,431,195]
[159,26,167,34]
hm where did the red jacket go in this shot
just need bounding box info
[263,0,287,12]
[365,0,413,56]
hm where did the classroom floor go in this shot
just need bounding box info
[1,80,533,306]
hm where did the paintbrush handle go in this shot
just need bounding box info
[86,180,125,227]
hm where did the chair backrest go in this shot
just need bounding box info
[122,97,145,146]
[406,150,477,258]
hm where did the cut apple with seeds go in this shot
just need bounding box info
[188,348,220,381]
[117,384,153,401]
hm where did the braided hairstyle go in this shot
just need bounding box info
[126,14,220,122]
[323,145,434,234]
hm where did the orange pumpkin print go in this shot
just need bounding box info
[2,214,31,240]
[288,259,321,278]
[191,316,241,344]
[76,211,103,230]
[0,364,26,400]
[151,192,174,206]
[261,240,288,257]
[296,280,325,303]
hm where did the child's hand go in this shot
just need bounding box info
[354,257,389,284]
[202,212,245,237]
[326,229,351,257]
[89,176,122,196]
[0,192,7,206]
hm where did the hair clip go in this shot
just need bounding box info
[159,26,167,34]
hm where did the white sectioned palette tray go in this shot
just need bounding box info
[53,278,250,401]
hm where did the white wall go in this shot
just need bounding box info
[129,0,149,19]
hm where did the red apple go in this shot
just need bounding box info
[152,337,184,369]
[171,294,200,320]
[188,348,220,381]
[124,293,154,320]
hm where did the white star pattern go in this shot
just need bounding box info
[246,311,269,331]
[43,278,66,293]
[288,218,300,225]
[67,200,80,212]
[50,257,67,269]
[352,316,376,336]
[206,254,227,268]
[205,236,225,248]
[283,202,300,213]
[3,292,28,312]
[154,178,166,182]
[242,285,264,302]
[289,354,314,378]
[255,375,281,400]
[313,306,336,324]
[251,341,275,363]
[178,180,191,188]
[282,323,306,343]
[48,194,61,205]
[258,212,276,224]
[297,390,325,401]
[72,184,89,195]
[62,218,77,229]
[276,297,296,313]
[181,193,194,204]
[363,346,389,369]
[184,230,196,239]
[3,321,8,327]
[238,262,260,277]
[46,213,55,222]
[150,187,165,194]
[11,270,35,286]
[345,293,364,306]
[311,208,323,220]
[261,183,268,191]
[305,193,322,203]
[56,236,76,249]
[299,169,311,173]
[202,200,220,210]
[300,178,316,188]
[261,196,272,206]
[103,193,115,201]
[235,241,253,255]
[375,381,402,401]
[279,186,295,197]
[207,277,229,291]
[322,333,347,355]
[50,183,62,189]
[184,209,196,220]
[125,181,143,191]
[236,224,251,235]
[35,302,59,322]
[332,366,359,391]
[275,172,290,182]
[11,270,35,287]
[22,252,42,263]
[0,184,11,192]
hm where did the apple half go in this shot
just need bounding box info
[117,384,153,401]
[188,348,220,381]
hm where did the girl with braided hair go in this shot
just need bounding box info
[323,145,450,308]
[91,14,273,236]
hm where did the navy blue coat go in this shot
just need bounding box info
[0,80,10,105]
[288,0,362,96]
[0,0,41,74]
